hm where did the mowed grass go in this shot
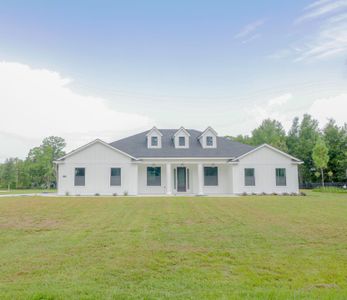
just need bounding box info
[0,189,56,195]
[0,192,346,299]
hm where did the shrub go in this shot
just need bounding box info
[252,192,257,195]
[282,192,289,196]
[272,192,278,196]
[113,193,118,196]
[300,191,307,196]
[95,193,100,196]
[242,192,248,196]
[123,191,128,196]
[261,192,267,196]
[65,191,69,196]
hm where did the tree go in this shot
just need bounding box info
[312,138,329,187]
[26,136,66,189]
[226,134,252,145]
[1,158,16,190]
[251,119,288,151]
[323,119,347,182]
[295,114,320,183]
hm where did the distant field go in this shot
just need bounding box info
[0,191,346,299]
[0,189,56,195]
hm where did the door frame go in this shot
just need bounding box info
[175,166,190,193]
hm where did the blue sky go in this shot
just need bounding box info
[0,0,346,159]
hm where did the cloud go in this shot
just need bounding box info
[0,61,153,160]
[271,1,347,62]
[235,19,266,43]
[296,0,347,23]
[246,93,295,130]
[308,93,347,125]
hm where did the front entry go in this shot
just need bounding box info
[177,167,187,192]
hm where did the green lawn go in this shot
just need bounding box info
[0,192,346,299]
[0,189,56,195]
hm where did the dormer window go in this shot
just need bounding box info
[206,136,213,146]
[151,136,158,147]
[174,127,190,149]
[146,127,162,149]
[198,127,218,149]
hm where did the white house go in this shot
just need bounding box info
[55,127,302,196]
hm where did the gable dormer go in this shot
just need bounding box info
[198,127,218,149]
[146,126,163,149]
[173,127,190,149]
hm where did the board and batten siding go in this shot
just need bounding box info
[231,146,299,194]
[57,142,138,196]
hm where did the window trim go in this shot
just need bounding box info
[110,167,121,186]
[206,136,214,146]
[147,166,162,186]
[276,168,287,186]
[74,167,85,186]
[151,136,158,147]
[178,136,186,146]
[204,166,218,186]
[244,168,255,186]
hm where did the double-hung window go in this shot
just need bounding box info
[244,168,255,186]
[110,168,121,186]
[206,136,213,146]
[151,136,158,147]
[147,167,161,186]
[179,136,185,146]
[276,168,286,186]
[204,167,218,186]
[74,168,85,186]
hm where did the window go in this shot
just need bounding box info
[206,136,213,146]
[147,167,161,186]
[244,168,255,186]
[178,136,185,146]
[74,168,85,186]
[204,167,218,186]
[276,168,286,186]
[151,136,158,146]
[110,168,121,186]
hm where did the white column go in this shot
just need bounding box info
[198,163,204,196]
[166,163,172,195]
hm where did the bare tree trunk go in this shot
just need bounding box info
[321,168,324,187]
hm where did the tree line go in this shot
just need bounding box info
[0,137,66,190]
[228,114,347,185]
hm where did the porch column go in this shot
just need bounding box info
[198,163,204,196]
[166,163,172,195]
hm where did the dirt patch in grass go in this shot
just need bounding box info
[0,218,62,231]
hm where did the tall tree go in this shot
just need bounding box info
[312,138,329,187]
[296,114,320,183]
[1,158,16,190]
[286,117,300,158]
[323,120,347,182]
[251,119,288,151]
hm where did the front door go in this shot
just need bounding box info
[177,167,186,192]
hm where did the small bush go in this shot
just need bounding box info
[290,192,298,196]
[95,193,100,196]
[65,191,69,196]
[113,193,118,196]
[300,191,307,196]
[252,192,257,196]
[261,192,267,196]
[242,192,248,196]
[123,191,128,196]
[282,192,289,196]
[272,192,278,196]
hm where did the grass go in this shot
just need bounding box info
[313,186,347,193]
[0,189,56,195]
[0,191,346,299]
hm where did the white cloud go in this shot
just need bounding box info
[235,19,266,43]
[296,0,347,23]
[308,93,347,125]
[246,93,295,130]
[0,61,153,161]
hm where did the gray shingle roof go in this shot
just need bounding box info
[110,129,254,158]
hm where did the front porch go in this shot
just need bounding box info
[137,161,233,196]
